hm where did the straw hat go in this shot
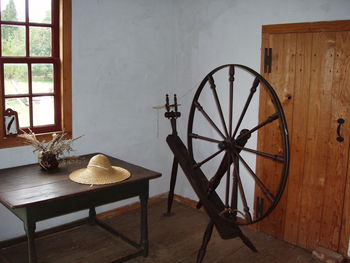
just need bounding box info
[69,154,131,185]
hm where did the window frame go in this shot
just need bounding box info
[0,0,71,148]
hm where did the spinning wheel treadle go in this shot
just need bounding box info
[164,64,290,263]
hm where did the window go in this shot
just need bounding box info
[0,0,71,148]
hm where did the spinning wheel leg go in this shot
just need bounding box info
[196,220,214,263]
[164,157,178,216]
[237,228,258,252]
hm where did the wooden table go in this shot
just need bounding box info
[0,153,161,263]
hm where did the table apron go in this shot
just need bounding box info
[11,181,149,223]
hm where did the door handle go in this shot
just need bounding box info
[337,118,345,142]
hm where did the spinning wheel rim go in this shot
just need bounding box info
[187,64,290,225]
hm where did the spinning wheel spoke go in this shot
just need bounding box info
[225,153,231,207]
[228,65,235,136]
[234,145,284,162]
[232,77,260,138]
[230,156,238,216]
[194,101,226,139]
[235,152,275,203]
[231,153,252,223]
[208,75,229,137]
[193,148,225,169]
[189,133,221,144]
[235,112,279,142]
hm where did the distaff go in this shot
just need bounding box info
[163,94,181,216]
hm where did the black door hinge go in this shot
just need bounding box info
[264,48,272,73]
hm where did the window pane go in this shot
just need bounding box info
[5,97,29,128]
[1,0,25,22]
[32,64,54,93]
[29,0,51,24]
[30,26,52,57]
[1,25,26,56]
[33,96,54,126]
[4,63,28,95]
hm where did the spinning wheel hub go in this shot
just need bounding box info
[218,138,235,151]
[218,129,251,153]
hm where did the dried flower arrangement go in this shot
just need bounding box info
[19,129,82,170]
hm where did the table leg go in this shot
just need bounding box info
[89,207,96,224]
[24,219,37,263]
[164,157,178,216]
[140,193,149,257]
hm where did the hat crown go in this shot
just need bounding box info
[88,154,112,170]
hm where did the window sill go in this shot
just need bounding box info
[0,131,72,149]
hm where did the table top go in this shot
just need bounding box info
[0,153,161,209]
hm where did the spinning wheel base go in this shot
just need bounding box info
[167,134,257,262]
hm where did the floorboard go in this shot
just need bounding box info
[0,199,321,263]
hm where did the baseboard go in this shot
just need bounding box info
[98,193,202,219]
[97,193,169,219]
[172,194,200,209]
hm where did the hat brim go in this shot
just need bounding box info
[69,166,131,185]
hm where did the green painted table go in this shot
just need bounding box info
[0,153,161,263]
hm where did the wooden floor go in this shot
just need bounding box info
[0,199,321,263]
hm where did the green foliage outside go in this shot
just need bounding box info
[2,0,52,83]
[2,0,18,21]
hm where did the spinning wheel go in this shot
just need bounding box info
[188,64,289,224]
[164,64,290,262]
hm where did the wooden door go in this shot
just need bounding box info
[255,20,350,256]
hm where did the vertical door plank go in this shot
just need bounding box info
[331,31,350,255]
[283,33,312,245]
[340,157,350,255]
[297,32,336,250]
[256,33,296,239]
[319,31,350,251]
